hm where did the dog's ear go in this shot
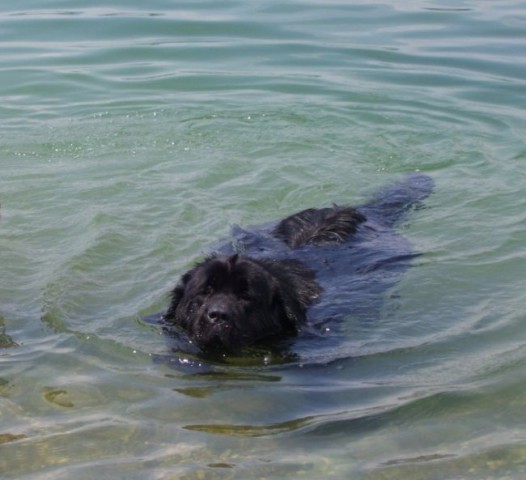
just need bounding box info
[272,288,307,333]
[165,272,192,320]
[258,258,319,332]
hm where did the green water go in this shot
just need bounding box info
[1,1,526,478]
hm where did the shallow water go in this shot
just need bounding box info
[1,1,526,478]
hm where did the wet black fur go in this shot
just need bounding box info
[165,254,321,350]
[273,206,366,248]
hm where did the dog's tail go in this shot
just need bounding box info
[360,173,434,227]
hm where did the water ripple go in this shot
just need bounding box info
[2,1,526,479]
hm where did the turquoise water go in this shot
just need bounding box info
[1,1,526,478]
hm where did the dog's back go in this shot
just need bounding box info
[271,174,433,248]
[272,206,366,248]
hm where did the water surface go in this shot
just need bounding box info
[1,1,526,478]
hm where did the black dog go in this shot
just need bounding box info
[165,174,433,352]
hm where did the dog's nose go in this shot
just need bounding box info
[207,303,231,323]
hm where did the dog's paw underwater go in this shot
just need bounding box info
[161,173,434,357]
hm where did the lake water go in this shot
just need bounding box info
[1,1,526,478]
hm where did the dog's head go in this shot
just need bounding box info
[165,254,320,351]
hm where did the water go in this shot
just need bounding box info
[1,1,526,478]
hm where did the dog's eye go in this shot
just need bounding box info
[205,285,214,295]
